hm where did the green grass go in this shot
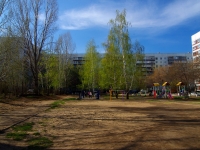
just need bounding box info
[6,132,27,141]
[13,122,34,131]
[50,100,65,109]
[50,98,77,109]
[28,137,53,150]
[63,98,77,101]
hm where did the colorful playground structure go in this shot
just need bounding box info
[176,82,185,96]
[153,82,172,99]
[152,81,189,99]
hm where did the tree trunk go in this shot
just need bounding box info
[34,74,39,95]
[126,91,129,99]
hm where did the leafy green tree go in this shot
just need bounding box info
[102,10,144,99]
[100,29,122,91]
[0,36,25,97]
[54,33,75,94]
[80,40,100,92]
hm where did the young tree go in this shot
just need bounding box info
[55,32,75,94]
[100,31,122,91]
[12,0,58,95]
[80,40,100,92]
[103,10,144,99]
[0,36,25,97]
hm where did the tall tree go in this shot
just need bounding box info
[0,0,11,34]
[100,26,122,90]
[12,0,58,94]
[80,40,100,92]
[55,32,75,93]
[103,10,144,98]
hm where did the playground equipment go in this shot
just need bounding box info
[162,82,172,99]
[153,83,159,98]
[109,90,125,100]
[176,82,185,96]
[153,82,172,99]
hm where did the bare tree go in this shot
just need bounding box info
[12,0,58,94]
[0,0,11,34]
[55,32,75,93]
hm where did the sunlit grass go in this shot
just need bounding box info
[13,122,34,131]
[28,137,53,150]
[6,132,27,141]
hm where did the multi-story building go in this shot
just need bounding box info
[142,53,192,75]
[191,31,200,90]
[71,53,85,66]
[191,31,200,62]
[71,52,192,75]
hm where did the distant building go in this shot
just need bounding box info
[71,53,192,75]
[191,31,200,90]
[71,53,85,66]
[141,53,192,75]
[191,31,200,62]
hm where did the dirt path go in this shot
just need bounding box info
[1,98,200,149]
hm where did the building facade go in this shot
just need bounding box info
[71,52,192,75]
[191,31,200,90]
[142,53,192,75]
[191,31,200,62]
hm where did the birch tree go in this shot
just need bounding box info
[80,40,100,92]
[55,33,75,93]
[100,29,122,91]
[12,0,58,95]
[105,10,144,99]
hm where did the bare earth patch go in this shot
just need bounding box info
[0,96,200,149]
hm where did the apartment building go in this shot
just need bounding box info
[142,53,192,75]
[71,53,192,75]
[191,31,200,62]
[191,31,200,90]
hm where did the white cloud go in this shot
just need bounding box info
[59,5,115,30]
[58,0,200,30]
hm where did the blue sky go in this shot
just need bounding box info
[56,0,200,54]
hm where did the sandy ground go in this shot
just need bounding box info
[0,96,200,149]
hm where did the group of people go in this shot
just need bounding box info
[81,90,100,99]
[81,91,93,98]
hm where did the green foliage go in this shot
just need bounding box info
[28,137,53,150]
[80,39,101,90]
[13,122,34,132]
[6,132,27,141]
[101,10,145,92]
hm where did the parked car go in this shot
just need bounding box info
[189,92,197,97]
[196,91,200,96]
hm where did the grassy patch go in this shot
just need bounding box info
[28,137,53,150]
[63,97,77,101]
[50,100,65,109]
[13,122,34,131]
[173,96,184,99]
[50,98,77,109]
[6,132,27,141]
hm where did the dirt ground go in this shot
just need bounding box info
[0,96,200,149]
